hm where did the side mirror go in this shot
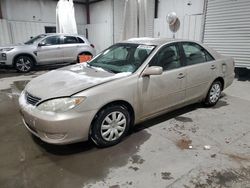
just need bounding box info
[142,66,163,76]
[38,42,46,47]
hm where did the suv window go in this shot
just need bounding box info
[182,42,214,65]
[150,44,182,71]
[77,37,85,43]
[63,36,78,44]
[42,36,61,45]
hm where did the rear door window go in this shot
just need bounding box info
[182,42,214,65]
[63,36,79,44]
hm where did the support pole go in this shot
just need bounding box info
[0,1,3,19]
[154,0,158,18]
[86,0,90,24]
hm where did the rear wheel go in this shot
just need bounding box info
[14,55,34,73]
[90,105,130,147]
[204,81,222,107]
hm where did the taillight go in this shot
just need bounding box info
[90,44,95,48]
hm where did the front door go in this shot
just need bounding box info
[138,43,186,119]
[37,35,63,64]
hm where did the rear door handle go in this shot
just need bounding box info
[211,65,216,70]
[178,73,185,79]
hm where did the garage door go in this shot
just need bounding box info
[203,0,250,68]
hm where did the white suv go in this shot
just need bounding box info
[0,33,96,72]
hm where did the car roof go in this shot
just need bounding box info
[122,37,202,46]
[39,33,89,42]
[121,37,222,59]
[43,33,83,37]
[123,38,174,46]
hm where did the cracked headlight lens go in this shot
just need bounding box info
[37,97,85,113]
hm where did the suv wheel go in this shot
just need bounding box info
[14,55,34,73]
[91,105,130,147]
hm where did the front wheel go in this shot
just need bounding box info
[90,105,130,147]
[14,55,34,73]
[204,81,222,107]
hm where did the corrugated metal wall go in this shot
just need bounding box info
[0,0,87,46]
[9,21,54,44]
[84,23,113,53]
[114,0,155,42]
[0,20,85,45]
[203,0,250,67]
[0,19,11,45]
[141,0,155,38]
[85,0,113,53]
[114,0,126,43]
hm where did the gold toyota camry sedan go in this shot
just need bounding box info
[19,38,235,147]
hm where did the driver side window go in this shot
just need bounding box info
[150,44,181,71]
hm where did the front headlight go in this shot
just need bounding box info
[37,97,85,113]
[1,48,14,52]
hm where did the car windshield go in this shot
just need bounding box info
[87,43,156,73]
[24,34,47,45]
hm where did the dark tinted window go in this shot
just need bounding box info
[150,44,182,71]
[182,42,214,65]
[63,36,78,44]
[42,36,61,45]
[77,37,85,43]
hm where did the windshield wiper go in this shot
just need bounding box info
[99,67,115,73]
[87,63,115,73]
[86,62,99,70]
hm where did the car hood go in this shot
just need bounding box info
[25,64,132,100]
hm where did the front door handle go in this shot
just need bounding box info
[211,65,216,70]
[178,73,185,79]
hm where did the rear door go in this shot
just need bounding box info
[180,42,217,101]
[36,35,63,64]
[138,43,187,118]
[61,35,80,62]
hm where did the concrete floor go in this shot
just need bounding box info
[0,68,249,188]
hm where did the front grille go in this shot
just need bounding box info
[25,92,41,106]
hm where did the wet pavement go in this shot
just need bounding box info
[0,69,250,188]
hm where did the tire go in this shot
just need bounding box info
[14,55,34,73]
[90,105,131,147]
[204,80,222,107]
